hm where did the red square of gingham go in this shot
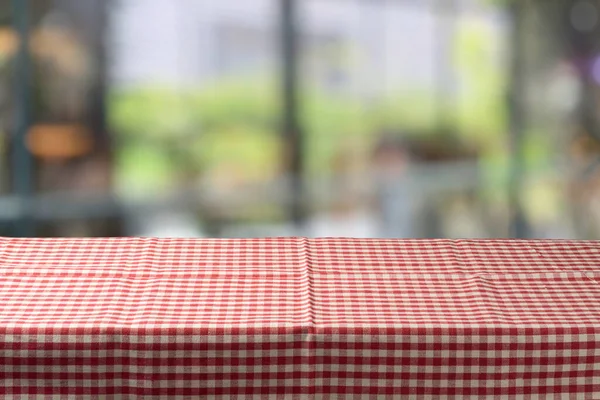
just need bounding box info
[0,237,598,399]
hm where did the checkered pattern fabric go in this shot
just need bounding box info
[0,237,598,399]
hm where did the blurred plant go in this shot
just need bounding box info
[111,12,517,199]
[301,91,371,176]
[110,86,205,196]
[454,16,507,145]
[111,80,511,190]
[109,80,281,197]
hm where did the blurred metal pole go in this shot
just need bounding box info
[11,0,35,237]
[507,1,529,238]
[280,0,305,228]
[90,0,109,150]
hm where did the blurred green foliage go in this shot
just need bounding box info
[109,80,280,195]
[110,81,508,195]
[109,16,520,197]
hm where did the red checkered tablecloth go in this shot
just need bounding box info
[0,237,598,399]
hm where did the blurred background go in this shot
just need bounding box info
[1,0,600,238]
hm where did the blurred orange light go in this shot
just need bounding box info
[0,28,18,56]
[26,124,93,160]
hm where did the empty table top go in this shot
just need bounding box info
[0,237,598,398]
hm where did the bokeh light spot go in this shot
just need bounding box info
[570,1,598,32]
